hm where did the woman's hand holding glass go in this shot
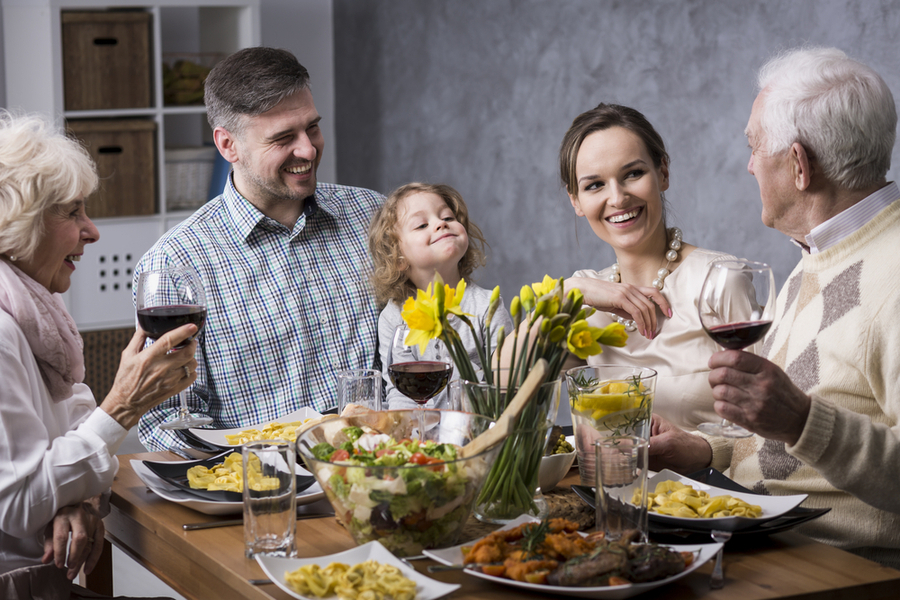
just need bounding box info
[100,323,198,430]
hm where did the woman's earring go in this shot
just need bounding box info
[7,255,16,262]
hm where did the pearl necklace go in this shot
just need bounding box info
[607,227,682,331]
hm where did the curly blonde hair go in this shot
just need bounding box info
[0,111,98,262]
[368,182,487,306]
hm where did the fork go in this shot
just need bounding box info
[709,529,732,589]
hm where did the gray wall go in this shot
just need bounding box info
[333,0,900,297]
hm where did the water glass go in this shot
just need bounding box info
[337,369,382,415]
[566,365,656,486]
[594,435,649,542]
[243,440,297,558]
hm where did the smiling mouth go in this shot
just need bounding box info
[65,255,81,262]
[284,164,311,175]
[607,207,642,224]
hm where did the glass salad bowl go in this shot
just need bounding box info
[296,409,499,557]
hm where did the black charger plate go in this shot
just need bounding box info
[571,468,830,541]
[143,451,316,502]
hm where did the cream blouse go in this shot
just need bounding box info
[572,247,735,431]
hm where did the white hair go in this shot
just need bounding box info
[757,47,897,190]
[0,111,98,261]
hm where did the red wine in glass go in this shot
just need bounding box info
[388,361,453,404]
[136,266,211,429]
[704,320,772,350]
[137,305,207,343]
[697,260,775,438]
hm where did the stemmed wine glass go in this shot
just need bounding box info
[387,323,453,439]
[697,259,775,438]
[136,266,211,430]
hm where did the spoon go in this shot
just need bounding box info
[709,529,732,589]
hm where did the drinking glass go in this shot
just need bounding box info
[242,440,297,558]
[337,369,383,415]
[386,323,453,438]
[136,266,211,429]
[697,259,775,437]
[595,435,650,542]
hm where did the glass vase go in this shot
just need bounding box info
[455,373,562,524]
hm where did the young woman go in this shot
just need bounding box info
[560,104,734,430]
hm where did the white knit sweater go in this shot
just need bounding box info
[728,198,900,568]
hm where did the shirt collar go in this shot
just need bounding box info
[804,181,899,254]
[222,173,333,242]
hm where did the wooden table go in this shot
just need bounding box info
[91,452,900,600]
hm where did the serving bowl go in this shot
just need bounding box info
[296,409,500,557]
[539,450,576,491]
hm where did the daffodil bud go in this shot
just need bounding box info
[534,299,547,319]
[540,318,552,336]
[520,285,535,312]
[485,297,500,327]
[495,325,506,350]
[490,286,501,305]
[549,325,566,344]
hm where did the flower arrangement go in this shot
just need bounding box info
[400,274,628,521]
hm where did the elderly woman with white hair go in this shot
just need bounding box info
[0,111,197,596]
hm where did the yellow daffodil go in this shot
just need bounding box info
[443,277,468,317]
[566,319,607,359]
[401,287,442,353]
[531,275,559,297]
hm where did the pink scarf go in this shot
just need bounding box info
[0,259,84,402]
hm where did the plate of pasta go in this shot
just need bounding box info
[188,407,324,449]
[132,459,325,515]
[255,540,459,600]
[142,451,316,502]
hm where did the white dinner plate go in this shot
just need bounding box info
[643,469,808,532]
[256,541,459,600]
[423,515,719,599]
[131,459,325,516]
[188,407,323,449]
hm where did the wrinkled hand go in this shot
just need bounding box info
[101,324,199,429]
[566,277,671,339]
[648,414,712,473]
[42,501,104,580]
[708,350,811,445]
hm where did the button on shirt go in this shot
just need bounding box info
[134,175,383,452]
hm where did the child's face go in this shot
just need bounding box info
[396,192,469,285]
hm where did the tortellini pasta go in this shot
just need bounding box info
[284,560,417,600]
[224,419,311,445]
[186,452,280,493]
[633,480,763,519]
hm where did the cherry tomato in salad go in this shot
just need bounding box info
[330,449,350,461]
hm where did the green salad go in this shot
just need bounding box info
[308,426,485,556]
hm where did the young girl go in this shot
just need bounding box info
[368,182,512,409]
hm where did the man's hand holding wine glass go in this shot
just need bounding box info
[707,350,812,445]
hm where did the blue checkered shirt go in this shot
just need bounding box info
[134,175,383,452]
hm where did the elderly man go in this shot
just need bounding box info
[134,48,384,452]
[651,47,900,568]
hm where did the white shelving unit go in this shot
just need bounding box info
[1,0,260,329]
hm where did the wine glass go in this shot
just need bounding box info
[387,323,453,438]
[136,266,212,429]
[697,259,775,438]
